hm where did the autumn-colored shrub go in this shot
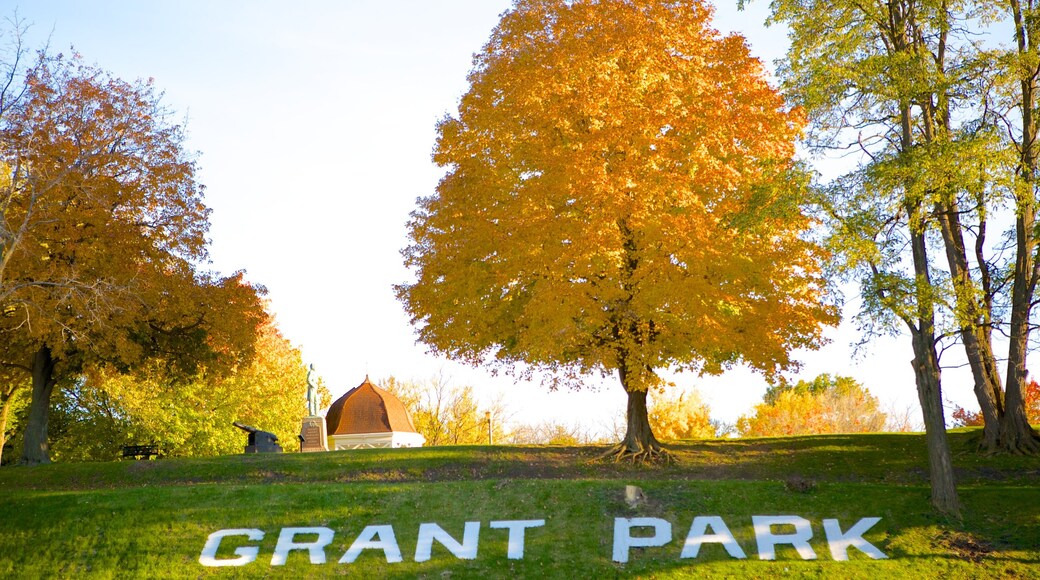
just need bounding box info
[648,388,716,440]
[950,379,1040,427]
[737,374,887,437]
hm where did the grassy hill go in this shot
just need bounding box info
[0,429,1037,578]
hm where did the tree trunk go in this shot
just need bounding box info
[1001,325,1040,453]
[1002,0,1040,455]
[971,332,1004,449]
[907,198,961,517]
[1001,137,1040,453]
[21,346,57,465]
[602,364,665,462]
[935,203,1004,449]
[1000,378,1039,454]
[619,388,660,454]
[921,5,1006,450]
[910,329,962,517]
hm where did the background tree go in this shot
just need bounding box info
[0,53,266,464]
[382,375,508,446]
[397,0,837,462]
[951,404,986,428]
[41,315,323,460]
[736,374,887,437]
[505,420,597,446]
[0,361,29,465]
[647,387,716,441]
[953,378,1040,428]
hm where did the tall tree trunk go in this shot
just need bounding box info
[1003,0,1040,454]
[621,388,658,453]
[919,1,1006,450]
[1002,268,1040,452]
[1000,367,1038,454]
[907,168,961,516]
[887,0,963,500]
[21,346,57,465]
[909,327,962,517]
[935,203,1004,448]
[603,218,665,462]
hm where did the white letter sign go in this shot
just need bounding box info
[612,517,672,563]
[823,518,888,561]
[339,525,403,564]
[681,516,747,559]
[753,516,816,560]
[199,528,264,567]
[414,522,481,562]
[489,520,545,560]
[200,513,889,567]
[271,527,335,566]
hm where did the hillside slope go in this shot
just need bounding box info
[0,430,1036,578]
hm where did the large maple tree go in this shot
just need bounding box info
[398,0,837,460]
[0,54,266,464]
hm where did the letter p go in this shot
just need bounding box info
[612,517,672,563]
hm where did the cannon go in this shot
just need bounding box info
[233,421,283,454]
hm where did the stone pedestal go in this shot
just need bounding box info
[300,415,329,452]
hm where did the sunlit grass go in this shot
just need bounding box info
[0,429,1036,577]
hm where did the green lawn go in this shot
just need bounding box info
[0,429,1037,578]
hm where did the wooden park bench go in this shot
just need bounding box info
[121,444,161,460]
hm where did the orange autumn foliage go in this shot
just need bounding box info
[1025,380,1039,424]
[398,0,837,454]
[1,53,265,463]
[737,375,887,437]
[952,379,1040,427]
[648,388,716,441]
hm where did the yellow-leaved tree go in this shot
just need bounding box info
[397,0,838,461]
[0,51,266,464]
[648,388,716,441]
[43,315,325,460]
[381,376,508,446]
[736,374,887,437]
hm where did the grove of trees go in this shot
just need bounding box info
[0,25,310,464]
[31,317,329,461]
[753,0,1040,514]
[397,0,837,461]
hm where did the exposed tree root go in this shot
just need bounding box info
[988,421,1040,456]
[977,437,999,456]
[597,441,674,464]
[997,433,1040,456]
[973,423,1040,456]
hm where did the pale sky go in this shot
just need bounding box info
[9,1,974,433]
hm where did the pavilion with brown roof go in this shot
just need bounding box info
[324,376,425,449]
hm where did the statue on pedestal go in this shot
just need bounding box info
[306,364,319,417]
[300,363,328,452]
